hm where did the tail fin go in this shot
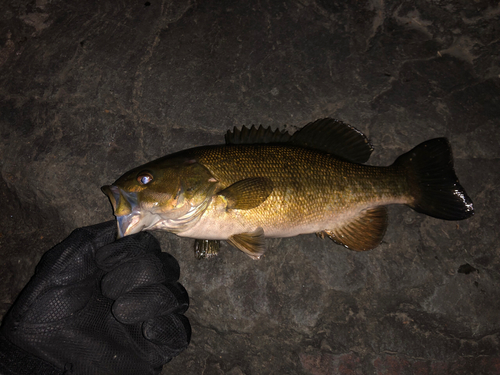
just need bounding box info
[393,138,474,220]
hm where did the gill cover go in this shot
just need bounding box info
[102,156,219,238]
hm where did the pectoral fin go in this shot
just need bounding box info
[320,207,388,251]
[217,177,273,210]
[194,239,220,260]
[227,228,266,259]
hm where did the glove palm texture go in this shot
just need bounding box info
[0,221,190,375]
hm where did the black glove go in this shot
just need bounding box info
[0,221,190,375]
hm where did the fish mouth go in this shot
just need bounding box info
[101,185,145,238]
[116,212,144,238]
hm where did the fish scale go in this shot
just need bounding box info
[191,144,408,229]
[102,118,474,260]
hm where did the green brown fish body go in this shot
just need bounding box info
[102,119,474,259]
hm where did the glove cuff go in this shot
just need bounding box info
[0,333,63,375]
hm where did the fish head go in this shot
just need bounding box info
[102,155,218,238]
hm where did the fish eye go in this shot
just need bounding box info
[137,172,153,185]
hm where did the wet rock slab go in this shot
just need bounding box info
[1,0,499,374]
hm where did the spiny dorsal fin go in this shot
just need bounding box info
[225,125,292,145]
[320,206,388,251]
[226,119,373,164]
[227,228,265,259]
[217,177,273,210]
[290,118,373,163]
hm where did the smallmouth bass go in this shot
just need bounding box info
[102,119,474,259]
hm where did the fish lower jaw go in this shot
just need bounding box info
[115,212,162,238]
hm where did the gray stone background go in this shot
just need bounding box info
[1,0,499,374]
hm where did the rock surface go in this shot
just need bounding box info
[1,0,499,373]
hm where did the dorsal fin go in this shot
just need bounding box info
[226,118,373,164]
[290,118,373,163]
[225,125,292,145]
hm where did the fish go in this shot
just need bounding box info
[101,118,474,260]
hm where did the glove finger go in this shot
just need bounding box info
[35,220,116,276]
[165,282,189,313]
[156,252,180,283]
[112,282,189,324]
[95,231,161,272]
[101,254,166,300]
[143,314,191,350]
[78,220,118,248]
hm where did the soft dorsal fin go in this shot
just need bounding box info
[217,177,273,210]
[318,206,388,251]
[225,125,292,145]
[226,118,373,163]
[290,118,373,163]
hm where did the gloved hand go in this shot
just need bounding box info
[0,221,190,375]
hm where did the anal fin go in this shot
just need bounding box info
[227,228,266,259]
[322,207,388,251]
[194,239,220,260]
